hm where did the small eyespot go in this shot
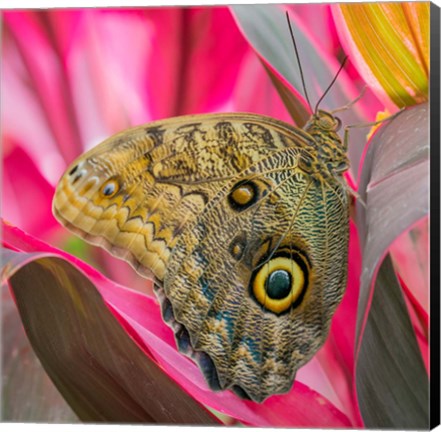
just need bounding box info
[100,179,119,198]
[229,235,247,260]
[228,181,258,211]
[69,164,79,176]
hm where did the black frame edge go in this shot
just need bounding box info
[430,1,441,430]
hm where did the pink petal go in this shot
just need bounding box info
[3,12,84,165]
[230,50,293,123]
[2,142,59,239]
[146,7,251,118]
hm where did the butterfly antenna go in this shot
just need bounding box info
[314,55,348,114]
[286,12,313,113]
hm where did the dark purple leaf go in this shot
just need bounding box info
[2,249,219,424]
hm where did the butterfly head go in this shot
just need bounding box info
[306,109,342,133]
[303,110,349,175]
[314,110,342,131]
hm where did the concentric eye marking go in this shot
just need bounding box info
[100,179,119,198]
[250,250,309,314]
[229,235,247,260]
[228,180,258,211]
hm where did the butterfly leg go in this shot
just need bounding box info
[343,108,405,144]
[330,86,367,115]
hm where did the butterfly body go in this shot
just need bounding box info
[53,111,349,402]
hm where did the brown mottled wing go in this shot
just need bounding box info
[53,113,312,280]
[53,112,349,402]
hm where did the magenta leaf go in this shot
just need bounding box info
[156,7,250,117]
[3,11,83,165]
[2,144,58,239]
[2,223,353,427]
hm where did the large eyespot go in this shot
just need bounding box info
[100,179,119,198]
[228,180,258,211]
[250,250,309,314]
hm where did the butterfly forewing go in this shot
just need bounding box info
[53,111,349,402]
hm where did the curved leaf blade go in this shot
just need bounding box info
[354,103,429,427]
[2,261,78,422]
[231,4,350,111]
[356,256,428,428]
[356,102,429,340]
[2,249,219,424]
[334,3,429,109]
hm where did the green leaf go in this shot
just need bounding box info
[337,3,429,107]
[2,249,219,424]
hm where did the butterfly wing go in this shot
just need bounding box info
[53,113,313,280]
[53,113,349,402]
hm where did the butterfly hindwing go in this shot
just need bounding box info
[163,149,348,401]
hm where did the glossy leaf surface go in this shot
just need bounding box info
[354,103,429,428]
[2,247,218,424]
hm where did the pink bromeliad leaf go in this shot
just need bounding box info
[2,141,58,239]
[2,221,352,427]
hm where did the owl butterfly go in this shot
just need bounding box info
[53,21,352,403]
